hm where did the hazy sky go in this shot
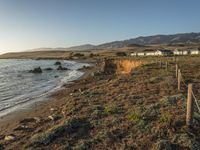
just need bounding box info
[0,0,200,54]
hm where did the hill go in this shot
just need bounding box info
[97,32,200,49]
[25,32,200,52]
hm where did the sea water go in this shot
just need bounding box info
[0,59,89,117]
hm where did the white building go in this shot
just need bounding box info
[173,49,189,55]
[130,52,137,56]
[191,49,200,55]
[137,52,145,56]
[144,50,157,56]
[155,50,173,56]
[130,49,173,57]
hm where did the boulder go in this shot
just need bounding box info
[57,65,69,71]
[54,61,61,65]
[29,67,42,73]
[44,68,53,71]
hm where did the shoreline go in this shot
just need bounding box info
[0,59,96,131]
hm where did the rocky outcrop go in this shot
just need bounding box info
[44,68,53,71]
[29,67,42,73]
[57,65,69,71]
[54,61,61,65]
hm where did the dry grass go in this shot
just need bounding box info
[1,56,200,149]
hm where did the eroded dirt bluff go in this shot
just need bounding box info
[102,58,146,74]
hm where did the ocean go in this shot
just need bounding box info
[0,59,89,117]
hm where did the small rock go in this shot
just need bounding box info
[57,65,69,71]
[54,61,61,65]
[4,135,16,141]
[50,108,56,111]
[29,67,42,73]
[44,68,53,71]
[33,117,41,123]
[48,114,61,121]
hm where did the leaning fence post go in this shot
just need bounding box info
[178,69,181,91]
[186,84,194,126]
[176,64,178,78]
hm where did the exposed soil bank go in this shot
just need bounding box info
[103,58,146,74]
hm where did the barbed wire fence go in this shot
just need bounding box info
[178,64,200,113]
[158,57,200,126]
[175,57,200,126]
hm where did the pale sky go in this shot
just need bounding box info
[0,0,200,54]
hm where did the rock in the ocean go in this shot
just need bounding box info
[54,61,61,65]
[29,67,42,73]
[44,68,53,71]
[57,65,68,71]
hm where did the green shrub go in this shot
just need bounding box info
[102,105,123,116]
[158,112,172,126]
[128,112,143,122]
[30,118,91,146]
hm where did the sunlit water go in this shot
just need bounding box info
[0,59,89,117]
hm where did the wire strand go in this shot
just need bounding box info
[180,72,188,88]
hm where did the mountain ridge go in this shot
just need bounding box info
[27,32,200,51]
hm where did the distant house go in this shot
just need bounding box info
[130,52,137,56]
[137,52,145,56]
[130,49,174,57]
[173,49,189,55]
[191,49,200,55]
[155,49,173,56]
[144,50,157,56]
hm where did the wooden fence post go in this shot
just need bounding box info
[176,64,178,78]
[178,69,181,91]
[186,84,194,126]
